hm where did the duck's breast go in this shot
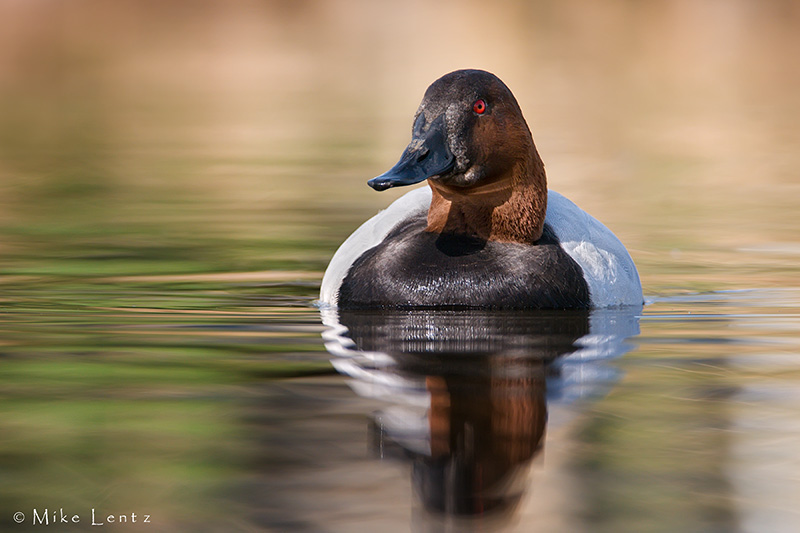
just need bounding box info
[336,217,590,309]
[319,188,643,308]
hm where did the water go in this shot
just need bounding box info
[1,1,800,532]
[5,290,799,532]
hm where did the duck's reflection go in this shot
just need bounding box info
[409,364,548,516]
[321,307,640,523]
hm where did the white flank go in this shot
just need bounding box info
[544,191,643,307]
[319,187,432,306]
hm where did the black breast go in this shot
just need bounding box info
[338,215,590,309]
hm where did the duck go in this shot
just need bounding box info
[320,69,642,309]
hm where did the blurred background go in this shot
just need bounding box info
[1,0,798,287]
[1,1,799,532]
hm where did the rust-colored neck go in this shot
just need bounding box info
[426,152,547,243]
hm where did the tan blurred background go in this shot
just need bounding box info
[1,0,798,289]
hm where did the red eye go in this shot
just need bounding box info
[473,99,487,114]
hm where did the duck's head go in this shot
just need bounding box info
[369,69,547,243]
[369,69,539,191]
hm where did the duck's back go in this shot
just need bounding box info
[319,188,642,309]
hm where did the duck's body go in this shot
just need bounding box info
[321,187,641,308]
[320,70,642,309]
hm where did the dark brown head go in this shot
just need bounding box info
[369,69,539,191]
[369,70,548,243]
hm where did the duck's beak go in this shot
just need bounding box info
[368,115,455,191]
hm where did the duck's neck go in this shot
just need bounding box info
[426,152,547,243]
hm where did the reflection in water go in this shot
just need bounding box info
[321,307,640,527]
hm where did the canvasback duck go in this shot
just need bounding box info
[320,69,643,309]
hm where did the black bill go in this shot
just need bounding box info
[368,114,455,191]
